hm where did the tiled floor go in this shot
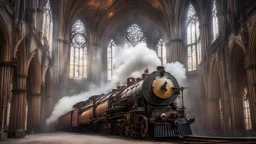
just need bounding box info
[3,132,177,144]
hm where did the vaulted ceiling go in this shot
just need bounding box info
[54,0,187,42]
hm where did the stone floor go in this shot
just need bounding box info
[3,132,178,144]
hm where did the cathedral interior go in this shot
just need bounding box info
[1,0,256,142]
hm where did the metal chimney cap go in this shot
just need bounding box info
[157,66,165,71]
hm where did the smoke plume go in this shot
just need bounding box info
[46,42,187,125]
[164,62,187,86]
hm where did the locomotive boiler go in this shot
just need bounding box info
[57,66,195,138]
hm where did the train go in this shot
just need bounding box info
[56,66,195,138]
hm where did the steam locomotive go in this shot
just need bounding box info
[57,66,194,138]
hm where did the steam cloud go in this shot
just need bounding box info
[46,42,187,125]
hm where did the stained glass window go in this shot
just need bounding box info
[124,24,145,47]
[70,20,87,79]
[42,0,53,56]
[186,4,201,71]
[107,39,116,80]
[157,39,167,65]
[243,88,252,130]
[212,0,219,41]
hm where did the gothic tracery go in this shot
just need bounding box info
[186,4,201,71]
[42,0,53,56]
[69,20,88,79]
[124,24,145,47]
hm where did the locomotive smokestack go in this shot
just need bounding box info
[136,78,142,82]
[127,77,135,86]
[157,66,165,71]
[142,69,149,79]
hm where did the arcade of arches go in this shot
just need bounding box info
[0,0,256,139]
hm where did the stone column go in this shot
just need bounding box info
[27,93,41,133]
[90,43,103,83]
[45,80,53,119]
[45,95,53,120]
[40,84,46,132]
[199,23,211,62]
[166,38,184,63]
[228,79,245,130]
[9,75,27,138]
[246,65,256,129]
[0,62,14,138]
[27,66,42,133]
[208,98,221,131]
[222,81,232,131]
[220,44,232,132]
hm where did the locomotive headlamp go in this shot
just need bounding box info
[160,113,167,120]
[152,77,175,99]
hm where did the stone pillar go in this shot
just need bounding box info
[208,98,221,131]
[45,95,53,119]
[228,79,245,130]
[90,43,103,83]
[200,68,208,132]
[57,39,70,77]
[166,38,184,63]
[27,93,41,133]
[45,80,53,119]
[199,23,210,62]
[9,75,27,138]
[40,84,46,132]
[246,65,256,129]
[0,62,14,140]
[26,63,42,133]
[222,81,232,131]
[220,44,232,132]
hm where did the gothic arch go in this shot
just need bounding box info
[207,58,223,131]
[228,43,246,80]
[228,43,247,130]
[27,49,39,73]
[245,18,256,130]
[229,39,246,54]
[27,54,42,89]
[9,39,28,132]
[13,36,26,59]
[44,68,53,118]
[40,67,53,132]
[247,21,256,64]
[42,66,53,84]
[26,54,42,133]
[99,9,164,44]
[0,12,12,61]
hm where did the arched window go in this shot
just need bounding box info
[124,24,145,47]
[42,0,53,56]
[107,39,116,80]
[69,20,87,79]
[243,88,252,130]
[157,39,167,65]
[186,4,201,71]
[212,0,219,41]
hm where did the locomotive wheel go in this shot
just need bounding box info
[140,116,148,138]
